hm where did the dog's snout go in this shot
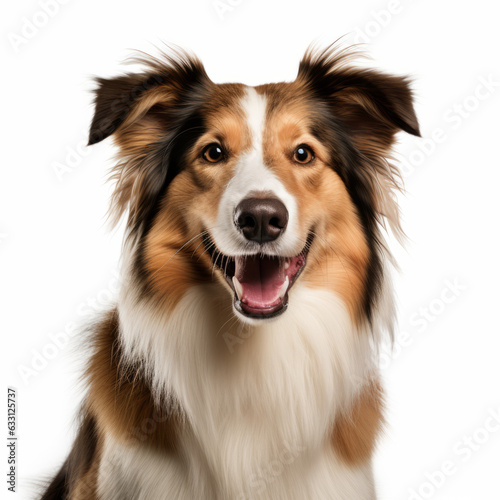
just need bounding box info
[234,198,289,243]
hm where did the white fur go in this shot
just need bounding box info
[98,434,376,500]
[210,87,303,259]
[109,279,379,499]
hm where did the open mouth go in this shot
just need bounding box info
[204,233,313,320]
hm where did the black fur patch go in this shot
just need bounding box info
[40,413,98,500]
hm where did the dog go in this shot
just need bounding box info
[41,44,419,500]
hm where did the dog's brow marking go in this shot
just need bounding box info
[241,87,267,151]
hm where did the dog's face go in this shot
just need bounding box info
[89,48,419,325]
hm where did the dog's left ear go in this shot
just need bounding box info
[298,47,420,152]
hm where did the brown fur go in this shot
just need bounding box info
[41,310,181,498]
[332,381,385,465]
[86,309,179,451]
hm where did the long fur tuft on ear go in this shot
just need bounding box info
[298,44,420,138]
[88,49,209,146]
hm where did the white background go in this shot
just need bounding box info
[2,0,500,499]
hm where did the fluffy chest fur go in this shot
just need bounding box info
[98,437,376,500]
[98,283,376,499]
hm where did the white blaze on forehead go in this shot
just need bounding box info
[210,87,302,257]
[242,86,266,147]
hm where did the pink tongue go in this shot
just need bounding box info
[235,256,285,308]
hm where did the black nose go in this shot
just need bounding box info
[234,198,289,243]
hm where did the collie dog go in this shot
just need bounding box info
[42,45,419,500]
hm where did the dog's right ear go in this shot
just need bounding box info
[88,52,210,147]
[88,72,167,146]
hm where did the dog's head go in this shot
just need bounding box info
[89,46,419,325]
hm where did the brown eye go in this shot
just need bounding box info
[293,144,314,164]
[203,143,225,163]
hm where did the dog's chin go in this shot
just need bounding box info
[204,233,313,323]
